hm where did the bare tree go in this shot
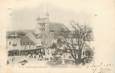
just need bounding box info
[49,21,94,65]
[64,21,94,64]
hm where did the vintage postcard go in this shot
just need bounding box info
[0,0,114,73]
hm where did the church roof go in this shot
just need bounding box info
[20,35,35,45]
[7,22,71,46]
[7,30,36,45]
[48,22,70,32]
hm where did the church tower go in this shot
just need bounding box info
[36,13,50,46]
[37,13,49,33]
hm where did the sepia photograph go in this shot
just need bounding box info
[0,0,114,73]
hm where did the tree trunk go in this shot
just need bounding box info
[78,49,82,64]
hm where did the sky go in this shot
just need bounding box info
[8,2,92,30]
